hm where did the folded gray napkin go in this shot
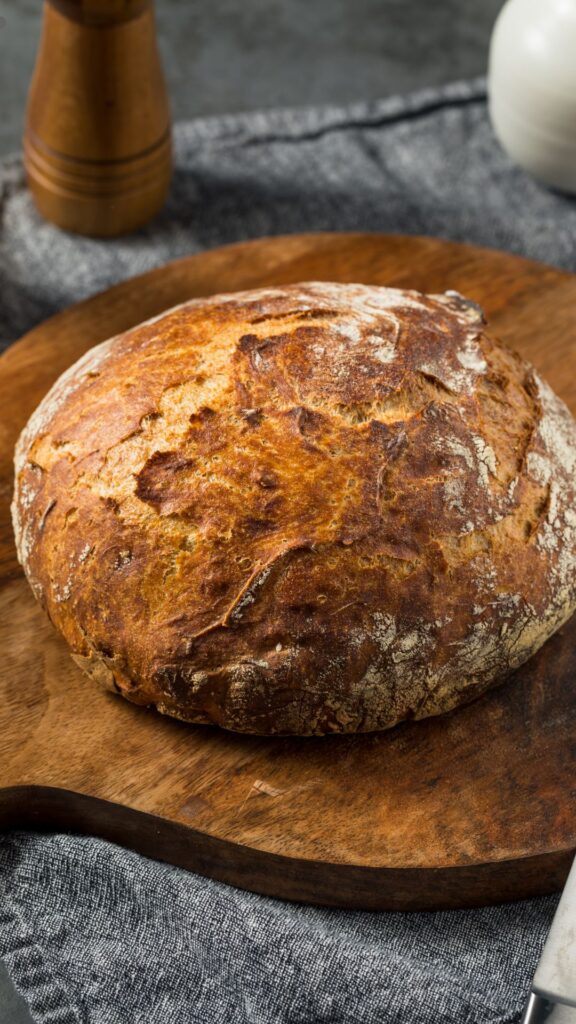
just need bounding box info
[1,77,574,1024]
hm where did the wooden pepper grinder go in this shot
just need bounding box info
[24,0,172,237]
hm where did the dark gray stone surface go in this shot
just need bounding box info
[0,961,34,1024]
[0,0,504,156]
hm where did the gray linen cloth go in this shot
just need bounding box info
[1,77,574,1024]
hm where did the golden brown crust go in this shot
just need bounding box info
[12,283,576,734]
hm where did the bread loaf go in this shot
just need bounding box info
[12,282,576,734]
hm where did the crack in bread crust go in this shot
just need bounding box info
[12,282,576,734]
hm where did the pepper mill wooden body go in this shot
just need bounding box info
[24,0,172,237]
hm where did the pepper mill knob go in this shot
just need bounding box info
[24,0,172,237]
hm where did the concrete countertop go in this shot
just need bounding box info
[0,0,502,157]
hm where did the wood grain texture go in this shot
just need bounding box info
[1,232,575,909]
[23,0,171,236]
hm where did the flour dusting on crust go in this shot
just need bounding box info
[12,281,576,735]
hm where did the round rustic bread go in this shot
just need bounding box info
[12,282,576,735]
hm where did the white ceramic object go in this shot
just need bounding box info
[488,0,576,193]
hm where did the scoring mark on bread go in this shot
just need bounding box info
[12,281,576,734]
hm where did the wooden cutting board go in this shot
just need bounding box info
[1,232,575,911]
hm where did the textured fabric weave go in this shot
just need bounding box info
[1,77,573,1023]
